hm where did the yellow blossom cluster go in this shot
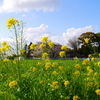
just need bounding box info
[73,95,80,100]
[74,71,80,76]
[74,64,81,69]
[59,51,66,58]
[64,81,70,87]
[42,52,49,59]
[52,81,59,89]
[84,38,90,43]
[30,44,37,50]
[39,43,46,48]
[9,81,18,87]
[73,56,78,60]
[6,18,19,29]
[48,41,54,48]
[45,62,51,70]
[0,41,11,53]
[61,45,69,51]
[42,36,48,42]
[95,89,100,95]
[82,59,90,65]
[3,59,10,62]
[13,59,19,64]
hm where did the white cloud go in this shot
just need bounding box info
[25,24,51,44]
[0,0,61,13]
[25,24,65,45]
[63,25,95,43]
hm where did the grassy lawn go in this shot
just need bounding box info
[0,59,100,100]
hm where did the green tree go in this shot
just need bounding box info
[78,32,97,56]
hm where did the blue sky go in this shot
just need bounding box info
[0,0,100,45]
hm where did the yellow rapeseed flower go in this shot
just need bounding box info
[3,59,10,62]
[52,71,57,74]
[39,81,45,84]
[32,67,37,72]
[94,72,99,76]
[88,54,92,58]
[42,36,48,42]
[87,82,93,87]
[97,61,100,67]
[30,44,37,50]
[9,81,18,87]
[58,66,64,70]
[48,41,54,48]
[95,89,100,95]
[73,95,80,100]
[61,45,69,51]
[5,45,11,51]
[74,71,80,76]
[64,81,70,86]
[13,59,18,64]
[59,51,66,58]
[73,56,78,60]
[85,38,90,43]
[74,64,81,69]
[82,59,90,65]
[52,62,58,67]
[52,81,59,89]
[6,18,19,28]
[1,41,7,46]
[91,57,95,61]
[42,52,48,59]
[39,43,46,48]
[45,62,51,70]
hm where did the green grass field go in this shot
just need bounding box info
[0,59,100,100]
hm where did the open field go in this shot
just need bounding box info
[0,59,100,100]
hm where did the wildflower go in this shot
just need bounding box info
[42,36,48,42]
[73,95,80,100]
[40,81,45,84]
[45,62,51,70]
[97,61,100,67]
[42,52,49,59]
[88,54,92,58]
[91,57,95,61]
[52,81,59,89]
[52,62,58,67]
[13,59,18,64]
[30,44,37,50]
[73,56,78,60]
[20,49,25,54]
[48,41,54,48]
[61,45,69,51]
[37,62,42,65]
[52,71,57,74]
[74,71,80,76]
[32,67,37,72]
[9,81,18,87]
[95,89,100,95]
[98,53,100,57]
[1,41,7,46]
[6,18,19,28]
[59,51,66,58]
[64,81,70,86]
[4,45,11,51]
[82,59,90,65]
[58,66,64,70]
[39,43,46,48]
[3,59,10,62]
[87,82,93,87]
[94,72,99,76]
[74,64,81,69]
[0,74,3,77]
[84,38,90,43]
